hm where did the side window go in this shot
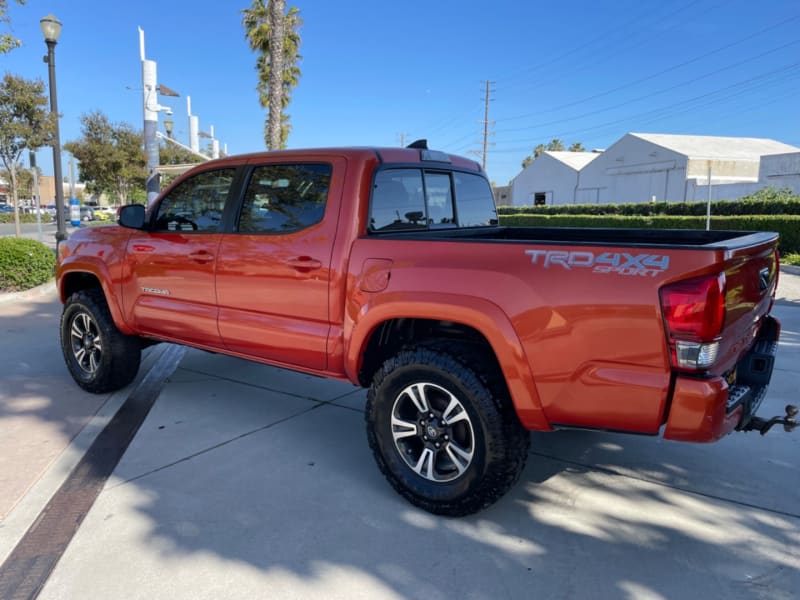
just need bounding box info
[238,163,332,234]
[153,169,235,232]
[453,172,497,227]
[369,169,426,231]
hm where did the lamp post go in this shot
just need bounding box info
[40,14,67,244]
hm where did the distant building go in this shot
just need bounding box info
[510,133,800,205]
[510,151,601,206]
[492,185,512,206]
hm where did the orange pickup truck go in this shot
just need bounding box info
[56,143,791,515]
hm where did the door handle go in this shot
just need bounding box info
[188,251,214,264]
[286,257,322,272]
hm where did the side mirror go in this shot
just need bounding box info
[118,204,146,229]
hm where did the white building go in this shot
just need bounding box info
[510,151,600,206]
[511,133,800,205]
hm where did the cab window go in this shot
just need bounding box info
[237,163,332,234]
[153,169,235,232]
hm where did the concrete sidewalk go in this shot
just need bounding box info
[1,274,798,599]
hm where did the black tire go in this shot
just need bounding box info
[60,289,142,393]
[366,343,530,516]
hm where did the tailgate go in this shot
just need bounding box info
[714,236,779,378]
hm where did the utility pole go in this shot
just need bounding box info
[397,132,407,147]
[470,80,495,170]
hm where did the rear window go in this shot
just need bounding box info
[369,168,496,232]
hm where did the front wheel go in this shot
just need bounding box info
[366,345,530,516]
[60,289,142,393]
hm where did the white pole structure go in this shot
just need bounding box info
[140,27,160,206]
[706,160,712,231]
[210,125,219,159]
[187,96,199,154]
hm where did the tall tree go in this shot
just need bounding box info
[569,142,586,152]
[64,111,146,204]
[547,138,565,152]
[0,73,55,236]
[1,0,25,54]
[243,1,302,150]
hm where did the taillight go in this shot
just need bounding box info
[660,273,726,370]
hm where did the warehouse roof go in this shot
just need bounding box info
[545,151,601,169]
[630,133,799,160]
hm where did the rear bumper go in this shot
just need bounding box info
[663,315,780,443]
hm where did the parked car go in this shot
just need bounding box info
[0,204,13,213]
[79,206,94,221]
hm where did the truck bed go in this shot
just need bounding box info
[369,225,778,251]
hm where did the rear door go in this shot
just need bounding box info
[215,158,343,370]
[123,167,237,347]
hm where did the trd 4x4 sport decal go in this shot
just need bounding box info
[525,249,669,277]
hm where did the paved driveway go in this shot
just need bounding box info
[0,278,798,600]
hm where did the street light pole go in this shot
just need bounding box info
[40,14,67,244]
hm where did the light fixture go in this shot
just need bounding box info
[40,14,62,43]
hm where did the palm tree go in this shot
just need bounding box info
[569,142,586,152]
[547,139,564,152]
[242,1,302,150]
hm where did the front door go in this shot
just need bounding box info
[123,167,236,348]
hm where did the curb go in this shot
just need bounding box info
[0,280,57,304]
[780,264,800,276]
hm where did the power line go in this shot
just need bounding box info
[493,38,800,135]
[497,12,800,124]
[489,63,800,152]
[496,0,703,84]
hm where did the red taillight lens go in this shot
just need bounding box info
[660,273,726,342]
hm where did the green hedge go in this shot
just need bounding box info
[497,214,800,255]
[0,238,56,292]
[0,212,54,224]
[497,195,800,217]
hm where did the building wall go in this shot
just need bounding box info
[577,134,689,204]
[758,152,800,194]
[510,155,579,206]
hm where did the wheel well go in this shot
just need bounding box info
[61,272,102,302]
[358,318,499,387]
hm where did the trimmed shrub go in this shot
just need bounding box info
[498,214,800,255]
[0,238,56,292]
[497,195,800,217]
[0,212,54,224]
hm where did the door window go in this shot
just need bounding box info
[153,169,236,232]
[237,163,332,234]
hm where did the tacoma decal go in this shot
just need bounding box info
[141,287,171,295]
[525,250,669,277]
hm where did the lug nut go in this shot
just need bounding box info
[423,435,428,441]
[429,413,434,419]
[435,442,440,448]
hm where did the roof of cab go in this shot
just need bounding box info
[188,146,483,173]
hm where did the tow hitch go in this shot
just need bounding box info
[742,404,798,435]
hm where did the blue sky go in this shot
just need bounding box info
[3,0,800,185]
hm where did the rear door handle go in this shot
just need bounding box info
[188,250,214,264]
[286,257,322,272]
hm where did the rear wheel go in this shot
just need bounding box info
[60,289,142,393]
[366,344,529,516]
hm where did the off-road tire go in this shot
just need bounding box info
[366,342,530,516]
[60,289,142,393]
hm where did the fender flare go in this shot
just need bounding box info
[345,292,550,431]
[57,258,134,335]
